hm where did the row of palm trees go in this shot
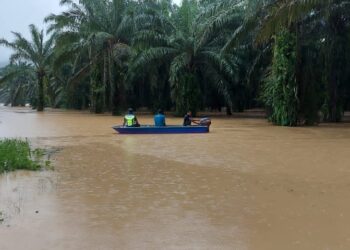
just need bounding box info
[1,0,350,125]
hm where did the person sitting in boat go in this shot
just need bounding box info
[123,108,140,127]
[183,111,200,126]
[183,111,211,126]
[154,109,166,126]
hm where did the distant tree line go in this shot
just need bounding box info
[1,0,350,125]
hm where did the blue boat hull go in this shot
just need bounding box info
[113,125,209,134]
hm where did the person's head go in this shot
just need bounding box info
[187,111,192,116]
[128,108,134,114]
[158,109,164,115]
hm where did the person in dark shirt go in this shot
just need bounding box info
[183,111,192,126]
[183,111,200,126]
[154,109,166,126]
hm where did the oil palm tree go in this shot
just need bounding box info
[0,25,55,111]
[257,0,350,123]
[0,62,36,106]
[219,0,349,125]
[46,0,135,114]
[131,0,244,115]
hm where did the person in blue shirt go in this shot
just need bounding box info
[154,109,166,126]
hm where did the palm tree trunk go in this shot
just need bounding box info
[37,71,45,112]
[329,72,338,122]
[102,51,108,112]
[226,105,232,116]
[326,12,342,122]
[328,40,339,122]
[114,71,126,114]
[89,46,95,113]
[108,49,117,115]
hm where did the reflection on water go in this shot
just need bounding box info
[1,107,350,249]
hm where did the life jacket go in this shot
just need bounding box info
[124,114,136,127]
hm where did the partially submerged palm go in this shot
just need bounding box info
[0,63,36,106]
[132,0,240,115]
[0,24,54,111]
[46,0,134,114]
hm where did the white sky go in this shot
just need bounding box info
[0,0,183,63]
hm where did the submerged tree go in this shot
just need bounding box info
[0,63,36,106]
[131,0,244,115]
[256,0,350,124]
[46,0,135,114]
[262,29,298,126]
[0,25,54,111]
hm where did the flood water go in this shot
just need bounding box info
[1,107,350,250]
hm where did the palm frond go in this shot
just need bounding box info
[169,52,189,87]
[131,47,178,71]
[257,0,329,43]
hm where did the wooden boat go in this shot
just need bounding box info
[113,125,210,134]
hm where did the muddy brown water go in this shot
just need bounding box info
[1,107,350,250]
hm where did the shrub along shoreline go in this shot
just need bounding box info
[0,139,49,174]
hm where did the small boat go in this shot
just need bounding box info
[113,125,210,134]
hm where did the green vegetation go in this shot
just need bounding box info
[0,0,350,125]
[262,30,298,126]
[0,139,49,174]
[0,62,35,106]
[0,25,54,111]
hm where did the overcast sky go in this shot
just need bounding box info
[0,0,182,63]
